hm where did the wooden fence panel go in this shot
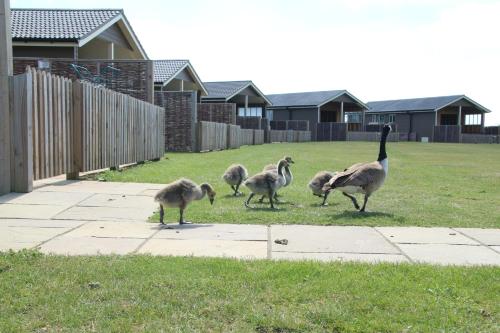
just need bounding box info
[253,130,264,145]
[227,124,241,149]
[240,129,254,146]
[433,125,460,143]
[78,82,165,170]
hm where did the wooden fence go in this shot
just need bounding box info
[240,129,254,146]
[253,130,265,145]
[316,122,348,141]
[197,121,227,152]
[433,125,461,143]
[227,124,240,149]
[9,67,164,192]
[76,81,165,172]
[270,130,311,143]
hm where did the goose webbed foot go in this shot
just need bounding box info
[180,220,193,225]
[258,196,265,203]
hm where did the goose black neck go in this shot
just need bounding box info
[377,131,389,162]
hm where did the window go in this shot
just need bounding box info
[238,107,262,117]
[368,114,394,124]
[345,112,362,123]
[266,110,273,120]
[465,114,481,125]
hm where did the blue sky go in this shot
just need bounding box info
[11,0,500,124]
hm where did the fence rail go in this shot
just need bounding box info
[9,67,164,191]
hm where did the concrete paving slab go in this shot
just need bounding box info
[0,218,85,228]
[39,182,125,194]
[53,206,154,222]
[0,203,69,219]
[376,227,479,245]
[272,251,409,263]
[455,228,500,246]
[270,225,399,254]
[0,225,74,251]
[138,238,267,259]
[398,244,500,266]
[139,189,160,197]
[115,182,164,195]
[39,236,143,255]
[0,191,91,206]
[77,193,157,209]
[491,246,500,253]
[67,221,158,239]
[154,223,268,241]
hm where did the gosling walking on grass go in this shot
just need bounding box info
[244,159,289,209]
[155,178,216,224]
[308,171,335,206]
[222,164,248,196]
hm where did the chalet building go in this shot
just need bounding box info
[153,60,207,100]
[11,8,147,60]
[201,81,272,118]
[366,95,491,141]
[266,90,368,139]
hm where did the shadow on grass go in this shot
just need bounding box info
[331,210,406,223]
[244,206,289,212]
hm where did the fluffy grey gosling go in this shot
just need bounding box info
[308,171,335,206]
[155,178,216,224]
[244,159,289,209]
[222,164,248,196]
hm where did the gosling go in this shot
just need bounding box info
[222,164,248,196]
[308,171,335,206]
[260,156,294,202]
[244,159,289,209]
[154,178,216,225]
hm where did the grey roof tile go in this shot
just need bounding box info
[11,8,122,41]
[153,60,189,83]
[203,81,253,99]
[267,90,346,108]
[366,95,464,113]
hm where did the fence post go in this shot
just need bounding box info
[67,80,82,179]
[0,0,13,194]
[10,71,33,192]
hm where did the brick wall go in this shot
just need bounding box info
[197,103,236,124]
[155,91,197,152]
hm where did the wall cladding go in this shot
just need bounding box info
[155,91,197,152]
[270,120,309,131]
[13,58,153,103]
[197,103,236,124]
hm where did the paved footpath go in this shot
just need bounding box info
[1,179,499,266]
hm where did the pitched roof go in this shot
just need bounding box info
[203,81,272,105]
[153,60,208,96]
[267,90,368,109]
[11,8,122,41]
[203,81,252,99]
[153,60,189,83]
[366,95,491,113]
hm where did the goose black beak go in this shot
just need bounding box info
[210,198,214,205]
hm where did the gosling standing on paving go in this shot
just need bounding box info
[155,178,216,224]
[222,164,248,196]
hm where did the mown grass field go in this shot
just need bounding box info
[1,251,498,332]
[98,142,500,228]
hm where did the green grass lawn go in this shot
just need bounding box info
[1,251,498,332]
[97,142,500,228]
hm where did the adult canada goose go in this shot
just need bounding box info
[322,125,392,212]
[222,164,248,196]
[154,178,216,224]
[308,171,335,206]
[259,156,294,202]
[244,159,289,209]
